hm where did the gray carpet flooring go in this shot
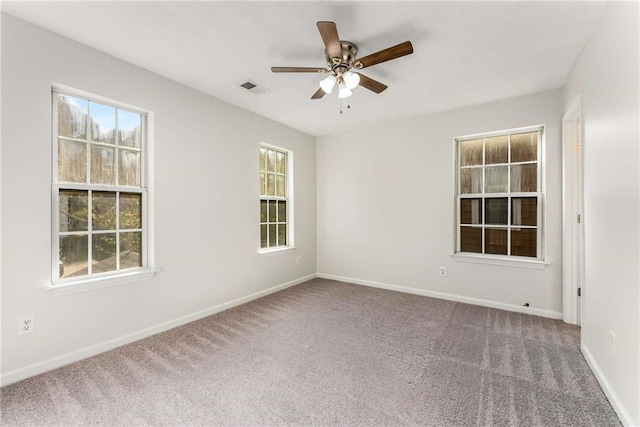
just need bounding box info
[1,278,621,426]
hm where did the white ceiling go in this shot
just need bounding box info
[2,1,605,136]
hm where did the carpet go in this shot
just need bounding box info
[0,278,621,426]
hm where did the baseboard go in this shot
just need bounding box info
[0,273,317,387]
[581,344,635,427]
[317,273,562,320]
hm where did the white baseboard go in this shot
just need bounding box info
[0,273,317,387]
[317,273,562,320]
[0,271,567,387]
[581,344,635,427]
[6,272,633,427]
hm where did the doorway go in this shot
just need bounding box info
[562,95,584,326]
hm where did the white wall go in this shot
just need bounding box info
[563,2,639,425]
[317,89,564,316]
[1,14,316,380]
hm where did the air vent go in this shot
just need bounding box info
[240,80,269,95]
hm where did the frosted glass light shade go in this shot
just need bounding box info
[338,84,352,99]
[343,71,360,90]
[319,75,337,94]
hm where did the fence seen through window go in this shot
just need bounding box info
[456,128,542,258]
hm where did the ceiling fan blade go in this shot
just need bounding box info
[271,67,328,73]
[357,41,413,69]
[357,73,388,94]
[311,88,326,99]
[317,21,342,60]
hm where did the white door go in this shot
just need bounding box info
[574,117,583,326]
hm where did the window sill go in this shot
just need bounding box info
[47,269,158,296]
[258,247,296,257]
[451,253,550,269]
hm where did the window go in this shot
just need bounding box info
[455,126,543,260]
[259,145,291,250]
[52,88,151,285]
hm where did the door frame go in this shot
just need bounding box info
[561,94,583,325]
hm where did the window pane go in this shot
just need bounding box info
[485,198,508,225]
[512,197,537,226]
[276,151,286,174]
[276,175,285,197]
[58,94,87,139]
[259,146,289,250]
[485,166,508,193]
[267,174,275,196]
[117,110,141,149]
[90,145,115,185]
[119,149,140,186]
[260,225,268,248]
[485,135,508,164]
[277,201,287,223]
[511,132,537,162]
[259,173,266,196]
[92,233,117,274]
[485,228,507,255]
[268,224,277,247]
[460,198,481,224]
[260,200,267,223]
[90,102,116,144]
[120,232,142,269]
[511,164,537,192]
[460,139,483,166]
[460,168,482,194]
[259,147,267,172]
[511,228,537,257]
[460,226,482,253]
[59,190,88,232]
[267,150,276,172]
[60,235,88,278]
[92,191,116,230]
[268,200,277,223]
[120,193,142,229]
[277,224,286,246]
[58,139,87,183]
[57,93,148,278]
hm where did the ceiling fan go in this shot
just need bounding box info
[271,21,413,99]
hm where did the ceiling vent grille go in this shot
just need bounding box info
[240,80,269,95]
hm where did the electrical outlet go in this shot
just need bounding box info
[296,257,302,265]
[439,266,446,277]
[610,331,616,357]
[18,316,35,335]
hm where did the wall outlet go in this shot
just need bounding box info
[296,257,302,265]
[610,331,616,357]
[18,316,35,335]
[439,266,447,277]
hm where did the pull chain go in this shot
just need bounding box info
[339,98,352,114]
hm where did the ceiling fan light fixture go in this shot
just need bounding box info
[319,74,337,94]
[343,71,360,90]
[338,83,352,99]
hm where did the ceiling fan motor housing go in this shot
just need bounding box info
[326,41,360,75]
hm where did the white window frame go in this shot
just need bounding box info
[259,142,294,256]
[49,84,156,294]
[452,125,549,269]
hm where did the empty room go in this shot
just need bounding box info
[1,1,638,426]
